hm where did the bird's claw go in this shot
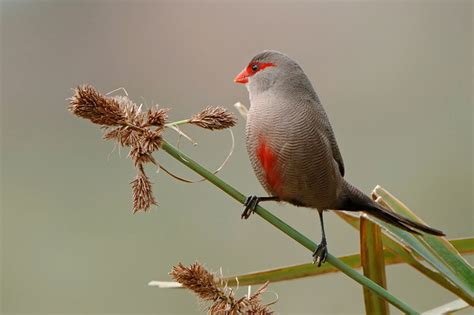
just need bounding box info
[312,240,328,267]
[241,195,259,219]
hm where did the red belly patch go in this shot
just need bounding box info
[256,138,282,194]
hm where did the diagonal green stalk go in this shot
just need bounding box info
[161,140,418,314]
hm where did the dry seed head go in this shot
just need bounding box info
[170,262,223,302]
[69,85,161,212]
[242,281,272,314]
[68,85,127,126]
[170,262,273,314]
[141,129,162,153]
[129,145,157,166]
[69,85,237,215]
[147,106,169,129]
[128,130,162,166]
[114,95,145,126]
[189,106,237,130]
[131,165,157,213]
[103,127,141,147]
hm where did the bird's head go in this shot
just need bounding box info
[234,50,303,95]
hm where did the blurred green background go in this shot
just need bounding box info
[1,0,472,314]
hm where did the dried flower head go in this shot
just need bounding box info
[147,106,169,129]
[131,165,157,213]
[114,95,145,126]
[189,106,237,130]
[170,262,273,314]
[141,129,163,153]
[69,85,235,214]
[69,85,165,213]
[68,85,128,126]
[171,262,222,302]
[103,127,139,147]
[129,144,157,166]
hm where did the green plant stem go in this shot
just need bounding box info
[165,119,190,127]
[161,140,418,314]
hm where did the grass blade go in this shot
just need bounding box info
[221,238,472,287]
[421,299,469,314]
[337,199,474,305]
[152,238,472,288]
[360,215,389,314]
[224,252,368,286]
[373,186,474,296]
[450,238,474,253]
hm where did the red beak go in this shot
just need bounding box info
[234,68,249,84]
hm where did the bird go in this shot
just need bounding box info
[234,50,445,266]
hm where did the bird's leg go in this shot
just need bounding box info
[241,196,279,219]
[312,210,328,267]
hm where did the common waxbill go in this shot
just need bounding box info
[234,50,444,266]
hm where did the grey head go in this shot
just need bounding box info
[234,50,317,101]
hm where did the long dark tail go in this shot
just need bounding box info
[339,181,445,236]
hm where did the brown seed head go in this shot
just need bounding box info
[170,262,273,314]
[129,144,157,166]
[131,165,157,213]
[189,106,237,130]
[103,127,141,147]
[126,129,162,166]
[68,85,127,126]
[69,85,237,215]
[141,129,162,153]
[147,106,169,129]
[170,262,223,302]
[115,95,145,127]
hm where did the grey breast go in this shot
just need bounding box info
[245,89,343,211]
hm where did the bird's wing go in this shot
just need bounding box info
[314,107,345,177]
[326,127,345,177]
[303,86,346,177]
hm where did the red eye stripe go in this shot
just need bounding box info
[247,62,276,75]
[233,62,276,84]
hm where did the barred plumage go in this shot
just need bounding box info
[236,50,444,265]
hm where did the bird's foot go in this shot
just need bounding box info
[241,195,260,219]
[241,196,279,219]
[312,239,328,267]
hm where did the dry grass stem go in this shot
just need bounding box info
[233,102,248,119]
[170,262,273,314]
[68,84,236,213]
[190,106,237,130]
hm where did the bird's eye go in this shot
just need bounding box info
[251,64,259,71]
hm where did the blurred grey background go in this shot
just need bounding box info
[1,0,472,314]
